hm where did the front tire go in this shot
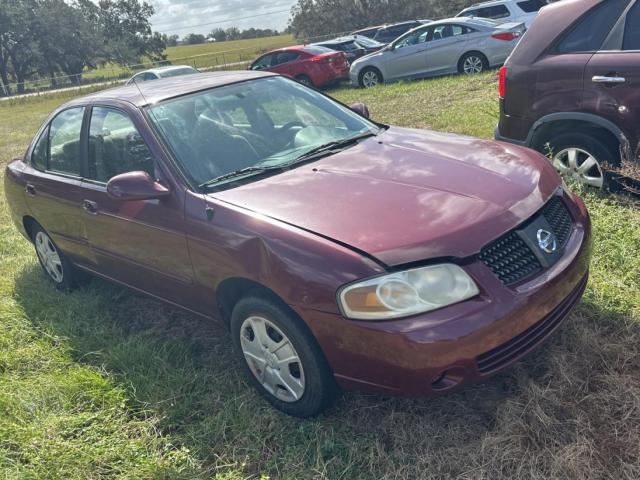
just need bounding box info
[458,52,488,75]
[31,223,86,290]
[231,294,338,417]
[359,67,382,88]
[547,132,620,190]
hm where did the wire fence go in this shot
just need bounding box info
[0,30,353,98]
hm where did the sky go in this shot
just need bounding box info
[147,0,298,37]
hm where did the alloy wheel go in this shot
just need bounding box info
[240,315,306,403]
[361,70,380,88]
[35,231,64,283]
[552,147,604,189]
[463,56,484,74]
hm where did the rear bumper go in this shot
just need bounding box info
[495,125,528,147]
[297,193,591,396]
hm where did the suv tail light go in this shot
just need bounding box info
[492,32,520,41]
[499,66,507,99]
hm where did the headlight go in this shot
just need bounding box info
[338,264,479,321]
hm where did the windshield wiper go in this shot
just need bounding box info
[290,131,377,165]
[198,131,377,189]
[199,165,282,189]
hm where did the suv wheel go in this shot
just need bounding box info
[459,52,488,75]
[359,67,382,88]
[230,294,339,417]
[547,132,620,190]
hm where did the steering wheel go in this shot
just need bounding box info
[279,121,306,148]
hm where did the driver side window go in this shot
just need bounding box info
[251,54,273,70]
[87,107,154,183]
[395,28,431,49]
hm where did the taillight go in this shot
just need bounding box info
[313,55,334,64]
[492,32,520,41]
[499,66,507,99]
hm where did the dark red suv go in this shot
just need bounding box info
[496,0,640,190]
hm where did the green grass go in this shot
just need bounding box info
[1,73,639,479]
[83,35,296,81]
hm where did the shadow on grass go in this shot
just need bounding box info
[13,263,640,478]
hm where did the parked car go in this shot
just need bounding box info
[5,71,591,417]
[312,35,385,63]
[371,20,430,45]
[249,45,349,87]
[351,25,384,39]
[457,0,548,28]
[126,65,199,85]
[350,17,525,88]
[496,0,639,190]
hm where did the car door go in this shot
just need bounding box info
[425,24,472,76]
[384,26,431,80]
[20,106,95,266]
[269,52,302,78]
[583,0,640,152]
[79,103,198,307]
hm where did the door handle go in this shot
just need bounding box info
[83,199,98,215]
[25,184,36,196]
[592,75,626,84]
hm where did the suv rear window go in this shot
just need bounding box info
[556,0,629,53]
[461,5,511,19]
[516,0,546,13]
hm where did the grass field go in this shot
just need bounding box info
[83,35,296,81]
[1,74,639,479]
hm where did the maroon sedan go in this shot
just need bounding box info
[4,72,591,417]
[249,45,349,88]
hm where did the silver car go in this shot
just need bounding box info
[126,65,200,85]
[349,17,525,88]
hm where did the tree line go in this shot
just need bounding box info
[288,0,479,39]
[181,27,281,45]
[0,0,165,95]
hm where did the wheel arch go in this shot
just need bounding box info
[216,276,289,328]
[358,65,383,86]
[22,215,39,242]
[458,50,489,71]
[527,113,631,161]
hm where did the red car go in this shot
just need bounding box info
[249,45,349,87]
[4,72,591,417]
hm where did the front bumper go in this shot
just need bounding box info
[296,192,591,396]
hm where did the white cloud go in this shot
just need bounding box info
[148,0,297,36]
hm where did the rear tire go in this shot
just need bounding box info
[30,223,87,290]
[359,67,382,88]
[458,52,488,75]
[545,132,620,190]
[231,294,339,417]
[295,74,313,87]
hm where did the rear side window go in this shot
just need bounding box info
[623,1,640,50]
[48,107,85,176]
[274,52,300,65]
[556,0,629,53]
[516,0,546,13]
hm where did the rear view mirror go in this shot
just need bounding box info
[350,102,370,119]
[106,171,170,201]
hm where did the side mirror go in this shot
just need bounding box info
[349,102,370,119]
[106,171,170,201]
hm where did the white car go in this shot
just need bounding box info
[126,65,200,85]
[456,0,549,28]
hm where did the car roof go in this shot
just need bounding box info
[66,71,277,108]
[314,36,356,45]
[421,16,493,27]
[460,0,515,10]
[134,65,197,76]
